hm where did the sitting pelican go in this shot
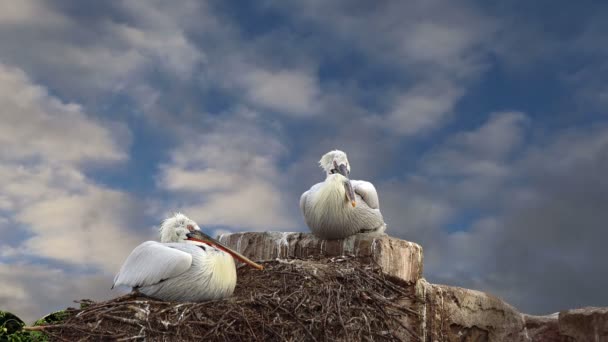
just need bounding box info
[300,150,387,240]
[113,213,263,302]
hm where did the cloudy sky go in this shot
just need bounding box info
[1,0,607,323]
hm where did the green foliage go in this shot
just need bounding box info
[0,308,74,341]
[0,311,24,335]
[0,310,51,342]
[33,310,69,326]
[0,330,48,342]
[79,300,94,310]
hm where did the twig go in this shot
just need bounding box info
[336,285,349,340]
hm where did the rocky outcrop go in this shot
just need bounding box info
[523,313,565,341]
[219,232,607,341]
[218,232,423,283]
[558,307,608,341]
[418,280,527,341]
[415,288,608,342]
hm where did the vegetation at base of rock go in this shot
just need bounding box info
[0,312,24,336]
[27,256,421,341]
[33,310,70,327]
[0,311,48,342]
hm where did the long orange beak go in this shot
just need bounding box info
[335,161,356,207]
[187,231,264,270]
[344,179,356,207]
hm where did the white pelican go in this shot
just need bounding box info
[300,150,387,240]
[113,213,263,301]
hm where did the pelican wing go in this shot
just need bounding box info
[300,182,322,217]
[352,180,380,209]
[113,241,193,289]
[300,191,308,217]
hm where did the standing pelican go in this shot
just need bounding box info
[113,213,263,302]
[300,150,387,240]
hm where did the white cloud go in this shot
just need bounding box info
[182,181,295,229]
[0,64,128,164]
[429,217,500,276]
[400,21,482,67]
[421,111,527,178]
[454,112,528,159]
[158,114,297,230]
[16,188,144,273]
[241,69,321,116]
[562,61,608,111]
[160,168,240,193]
[0,0,67,27]
[108,21,203,80]
[272,1,494,71]
[380,178,455,235]
[0,262,116,324]
[0,165,84,211]
[267,0,497,134]
[0,63,143,274]
[378,112,529,285]
[384,80,464,135]
[0,1,204,100]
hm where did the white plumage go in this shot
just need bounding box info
[300,150,387,239]
[113,213,262,301]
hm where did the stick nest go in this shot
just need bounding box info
[30,256,422,341]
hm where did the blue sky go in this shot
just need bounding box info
[1,0,608,322]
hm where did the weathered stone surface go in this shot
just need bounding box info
[218,232,423,283]
[523,308,608,341]
[559,307,608,341]
[416,283,608,341]
[416,279,528,341]
[523,313,568,342]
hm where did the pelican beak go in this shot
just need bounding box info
[334,161,356,207]
[344,179,356,207]
[186,230,264,270]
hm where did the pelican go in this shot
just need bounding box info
[300,150,387,240]
[113,213,263,302]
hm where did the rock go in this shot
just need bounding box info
[417,283,608,342]
[217,232,608,341]
[558,307,608,341]
[522,308,608,341]
[417,284,608,341]
[523,313,568,342]
[416,279,528,341]
[218,231,423,283]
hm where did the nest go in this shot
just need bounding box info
[27,256,422,341]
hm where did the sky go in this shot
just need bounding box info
[1,0,607,323]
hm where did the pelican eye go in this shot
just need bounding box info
[187,224,195,231]
[330,169,337,174]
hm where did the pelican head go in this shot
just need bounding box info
[319,150,356,207]
[159,213,263,270]
[319,150,351,176]
[159,212,201,243]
